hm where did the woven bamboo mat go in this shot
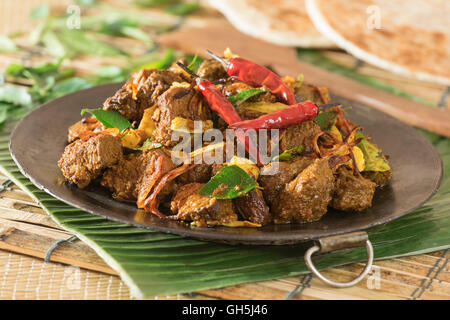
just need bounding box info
[0,251,133,300]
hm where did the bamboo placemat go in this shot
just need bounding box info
[0,251,133,300]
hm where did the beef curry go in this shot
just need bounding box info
[58,50,391,228]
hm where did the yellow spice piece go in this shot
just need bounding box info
[227,156,259,180]
[329,125,343,142]
[138,106,157,137]
[350,146,365,172]
[103,128,146,149]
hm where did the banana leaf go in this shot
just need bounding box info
[0,128,449,299]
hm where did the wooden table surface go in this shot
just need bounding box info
[0,2,449,300]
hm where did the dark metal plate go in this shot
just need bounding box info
[9,84,443,245]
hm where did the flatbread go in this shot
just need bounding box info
[305,0,450,86]
[207,0,335,48]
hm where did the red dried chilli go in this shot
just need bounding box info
[197,79,242,125]
[176,62,262,165]
[206,50,296,105]
[230,101,319,130]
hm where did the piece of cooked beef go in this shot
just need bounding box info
[295,84,330,105]
[234,188,272,225]
[176,163,212,184]
[100,153,142,201]
[67,118,101,143]
[101,149,176,206]
[272,158,334,223]
[171,183,237,227]
[362,170,392,187]
[331,166,376,211]
[259,156,315,205]
[58,134,123,188]
[197,59,228,81]
[151,85,212,146]
[170,182,204,213]
[278,120,321,153]
[103,86,143,123]
[103,69,188,122]
[138,69,189,106]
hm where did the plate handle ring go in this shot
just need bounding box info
[304,231,374,288]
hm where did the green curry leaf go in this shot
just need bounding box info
[356,131,391,172]
[81,108,131,132]
[48,77,93,100]
[199,165,257,199]
[0,86,32,107]
[134,48,175,70]
[57,29,127,57]
[166,2,201,15]
[274,145,305,162]
[313,109,338,131]
[228,88,266,107]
